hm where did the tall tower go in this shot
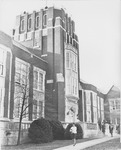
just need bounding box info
[13,6,80,122]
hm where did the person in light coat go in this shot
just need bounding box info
[70,123,77,146]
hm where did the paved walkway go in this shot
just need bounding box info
[53,134,120,150]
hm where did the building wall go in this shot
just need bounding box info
[13,6,79,122]
[0,31,47,145]
[104,86,120,125]
[0,44,12,119]
[78,81,105,137]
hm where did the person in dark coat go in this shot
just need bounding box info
[109,124,114,137]
[102,122,105,135]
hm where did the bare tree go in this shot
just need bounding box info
[14,63,31,145]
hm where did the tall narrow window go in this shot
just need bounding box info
[38,101,43,117]
[43,14,47,27]
[66,34,69,43]
[36,16,39,28]
[14,58,29,119]
[0,50,5,76]
[0,64,3,76]
[66,52,70,68]
[33,70,38,89]
[28,18,32,30]
[21,19,24,31]
[33,100,37,119]
[33,67,45,120]
[33,67,44,92]
[39,73,43,91]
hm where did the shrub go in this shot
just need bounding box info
[48,120,65,140]
[64,123,83,140]
[28,117,53,143]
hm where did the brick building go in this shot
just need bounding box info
[13,6,80,122]
[0,31,47,145]
[78,80,105,137]
[104,85,120,125]
[0,6,120,145]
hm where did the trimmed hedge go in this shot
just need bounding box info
[48,120,65,140]
[64,123,83,140]
[28,118,53,143]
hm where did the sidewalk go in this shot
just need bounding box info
[53,134,120,150]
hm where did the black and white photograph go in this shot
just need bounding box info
[0,0,121,149]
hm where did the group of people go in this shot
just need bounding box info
[70,122,115,147]
[101,122,114,137]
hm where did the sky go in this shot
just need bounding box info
[0,0,120,93]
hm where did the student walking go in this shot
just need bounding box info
[70,123,77,146]
[109,124,114,137]
[102,122,105,135]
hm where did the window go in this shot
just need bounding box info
[21,19,24,31]
[39,73,43,91]
[0,64,3,76]
[66,52,70,68]
[38,101,43,118]
[72,78,74,94]
[70,36,72,44]
[28,18,32,30]
[93,94,97,107]
[116,100,120,109]
[33,89,44,120]
[93,108,97,123]
[98,110,100,118]
[36,16,39,28]
[97,97,100,110]
[33,70,38,89]
[87,105,91,123]
[86,92,91,105]
[0,49,4,76]
[70,23,73,35]
[67,20,70,33]
[33,31,39,47]
[66,51,77,72]
[15,59,29,85]
[75,79,77,95]
[33,67,44,91]
[0,88,3,117]
[66,34,69,43]
[101,98,104,110]
[14,58,29,119]
[33,100,43,120]
[33,100,37,119]
[43,14,47,27]
[15,72,21,83]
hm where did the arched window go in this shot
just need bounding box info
[28,18,32,30]
[36,16,39,28]
[43,14,47,27]
[21,19,24,31]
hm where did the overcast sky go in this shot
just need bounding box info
[0,0,120,93]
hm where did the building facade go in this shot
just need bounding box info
[0,31,47,145]
[1,6,120,145]
[78,81,105,137]
[104,85,120,125]
[13,6,80,122]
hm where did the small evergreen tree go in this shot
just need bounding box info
[48,120,65,140]
[28,118,53,143]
